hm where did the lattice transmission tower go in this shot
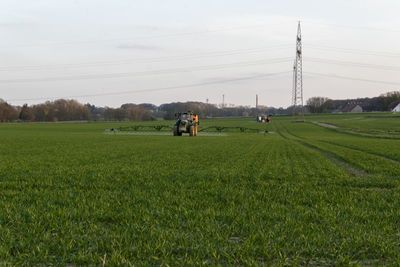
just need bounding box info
[292,21,305,121]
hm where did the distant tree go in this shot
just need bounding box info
[125,106,155,121]
[0,99,18,122]
[104,104,155,121]
[30,99,90,122]
[104,107,124,121]
[321,99,335,113]
[19,104,35,121]
[306,97,331,113]
[51,99,89,121]
[86,103,105,121]
[138,103,158,111]
[160,102,219,119]
[377,91,400,111]
[31,104,47,121]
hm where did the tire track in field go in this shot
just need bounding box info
[272,123,288,140]
[318,140,400,164]
[341,129,400,139]
[314,123,400,140]
[271,123,297,179]
[227,141,269,178]
[276,122,370,178]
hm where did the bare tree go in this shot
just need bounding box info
[0,100,18,122]
[19,104,35,121]
[306,97,331,113]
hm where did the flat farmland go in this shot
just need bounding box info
[0,113,399,265]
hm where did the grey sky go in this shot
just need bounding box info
[1,0,400,107]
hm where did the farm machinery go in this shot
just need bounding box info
[106,111,271,135]
[173,111,199,136]
[257,115,271,123]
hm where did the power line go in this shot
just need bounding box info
[7,71,291,102]
[0,44,292,71]
[307,44,400,57]
[305,71,400,86]
[302,20,400,33]
[0,57,292,83]
[6,20,400,49]
[305,57,400,71]
[3,22,294,48]
[2,44,397,73]
[3,44,398,72]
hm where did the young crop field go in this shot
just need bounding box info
[0,113,399,265]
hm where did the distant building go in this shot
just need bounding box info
[341,103,363,113]
[393,103,400,112]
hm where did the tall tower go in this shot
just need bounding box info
[292,21,305,120]
[256,94,258,109]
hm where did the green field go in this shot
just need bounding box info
[0,113,399,265]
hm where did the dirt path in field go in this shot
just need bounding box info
[312,121,338,128]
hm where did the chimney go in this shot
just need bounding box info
[256,94,258,109]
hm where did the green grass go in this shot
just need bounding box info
[308,112,400,138]
[0,114,399,265]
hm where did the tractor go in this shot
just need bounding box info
[257,114,271,123]
[173,111,199,136]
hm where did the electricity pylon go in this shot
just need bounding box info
[292,21,305,121]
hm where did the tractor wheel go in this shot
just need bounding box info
[173,126,179,136]
[189,125,194,136]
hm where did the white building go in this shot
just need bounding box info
[392,103,400,112]
[342,104,363,113]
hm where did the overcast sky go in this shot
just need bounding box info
[1,0,400,108]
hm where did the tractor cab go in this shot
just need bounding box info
[178,112,192,121]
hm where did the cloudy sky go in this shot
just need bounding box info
[1,0,400,108]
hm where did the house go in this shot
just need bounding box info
[342,103,363,113]
[392,103,400,112]
[393,103,400,112]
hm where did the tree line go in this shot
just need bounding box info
[0,99,92,122]
[0,90,399,122]
[305,91,400,113]
[0,99,156,122]
[158,102,284,119]
[0,98,286,122]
